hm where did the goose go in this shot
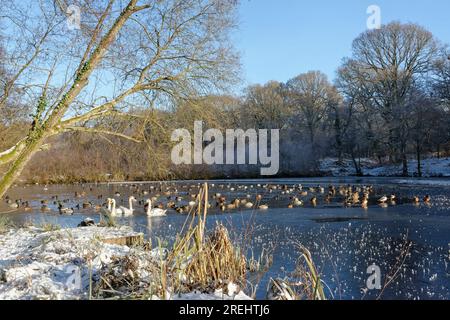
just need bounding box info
[146,199,167,217]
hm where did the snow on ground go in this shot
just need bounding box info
[0,226,251,300]
[319,157,450,177]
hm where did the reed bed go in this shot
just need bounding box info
[79,183,324,300]
[268,244,327,300]
[0,215,13,234]
[164,183,247,296]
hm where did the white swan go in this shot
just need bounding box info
[146,199,167,217]
[107,198,119,216]
[109,197,135,216]
[119,196,136,216]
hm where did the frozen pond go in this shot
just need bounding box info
[2,177,450,300]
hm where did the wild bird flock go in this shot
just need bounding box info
[2,182,433,218]
[1,181,448,300]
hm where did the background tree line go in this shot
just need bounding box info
[1,8,450,185]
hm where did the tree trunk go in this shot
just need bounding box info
[351,148,363,176]
[416,144,422,178]
[334,108,343,163]
[0,133,45,197]
[0,0,139,199]
[402,155,408,177]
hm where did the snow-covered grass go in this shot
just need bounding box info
[0,225,252,300]
[319,157,450,177]
[0,226,143,299]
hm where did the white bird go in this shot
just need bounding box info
[245,202,254,208]
[118,196,136,216]
[293,197,303,207]
[146,199,167,217]
[378,196,388,203]
[109,197,135,216]
[188,200,196,207]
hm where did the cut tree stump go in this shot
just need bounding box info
[101,234,144,247]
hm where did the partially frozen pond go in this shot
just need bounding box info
[2,177,450,300]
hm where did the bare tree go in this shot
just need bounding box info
[286,71,338,157]
[240,81,290,130]
[338,22,438,176]
[0,0,239,197]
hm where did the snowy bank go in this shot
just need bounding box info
[0,226,251,300]
[319,157,450,177]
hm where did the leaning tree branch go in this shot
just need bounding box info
[60,126,143,143]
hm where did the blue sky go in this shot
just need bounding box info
[235,0,450,87]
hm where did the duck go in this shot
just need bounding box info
[423,195,431,203]
[8,200,20,209]
[413,196,420,204]
[361,198,368,209]
[310,196,317,206]
[23,201,32,211]
[188,200,196,207]
[292,197,303,207]
[82,202,92,209]
[146,199,167,217]
[226,203,236,210]
[258,204,269,210]
[244,202,254,209]
[58,203,74,215]
[77,218,95,227]
[41,205,51,213]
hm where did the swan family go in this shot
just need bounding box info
[105,196,166,217]
[107,196,135,216]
